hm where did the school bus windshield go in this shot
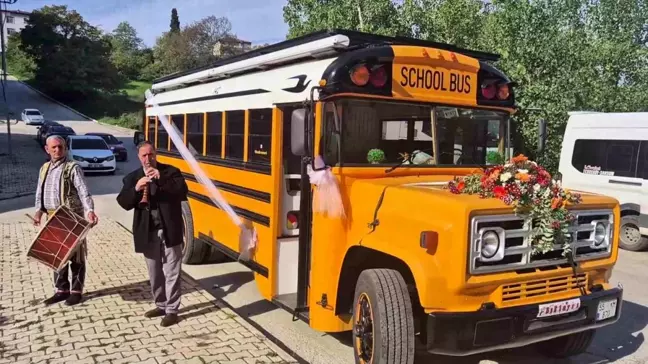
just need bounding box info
[321,98,509,167]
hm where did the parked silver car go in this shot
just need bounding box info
[21,108,44,125]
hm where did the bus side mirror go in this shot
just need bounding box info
[537,119,547,155]
[291,109,306,156]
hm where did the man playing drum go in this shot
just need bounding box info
[33,135,99,306]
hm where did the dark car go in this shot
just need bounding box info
[37,121,64,145]
[86,132,128,161]
[44,126,76,144]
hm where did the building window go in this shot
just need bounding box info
[225,110,245,160]
[169,114,184,151]
[248,108,272,164]
[206,112,222,158]
[6,16,14,24]
[186,113,204,155]
[157,117,168,150]
[6,28,16,35]
[571,139,640,178]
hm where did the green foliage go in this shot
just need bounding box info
[283,0,648,174]
[367,148,386,163]
[486,151,505,165]
[99,111,142,130]
[108,22,151,80]
[170,8,181,33]
[148,15,237,79]
[16,5,121,99]
[5,33,35,80]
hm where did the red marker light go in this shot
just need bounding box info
[481,83,496,99]
[370,66,387,88]
[350,64,370,86]
[497,84,510,100]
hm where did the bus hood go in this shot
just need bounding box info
[345,175,620,218]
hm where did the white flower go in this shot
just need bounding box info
[517,169,529,174]
[500,172,512,182]
[533,184,541,192]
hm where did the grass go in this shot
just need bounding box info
[12,73,150,130]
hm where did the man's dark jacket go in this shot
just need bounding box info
[116,163,188,253]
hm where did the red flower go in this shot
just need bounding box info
[457,181,465,192]
[493,186,506,198]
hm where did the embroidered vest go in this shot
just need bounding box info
[39,160,84,215]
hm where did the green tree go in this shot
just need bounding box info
[170,8,180,33]
[17,5,121,99]
[5,33,35,79]
[283,0,648,173]
[108,21,151,80]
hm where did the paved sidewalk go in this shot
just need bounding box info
[0,218,297,364]
[0,124,44,200]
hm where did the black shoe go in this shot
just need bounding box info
[43,292,70,305]
[160,313,178,327]
[65,293,83,306]
[145,307,165,318]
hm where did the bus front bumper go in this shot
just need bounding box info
[425,287,622,356]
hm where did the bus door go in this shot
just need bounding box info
[273,105,312,322]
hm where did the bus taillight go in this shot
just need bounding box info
[286,211,299,230]
[350,64,370,86]
[481,82,497,99]
[369,65,387,87]
[497,83,510,100]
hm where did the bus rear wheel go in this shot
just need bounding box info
[352,269,415,364]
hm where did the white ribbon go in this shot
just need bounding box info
[144,90,257,261]
[307,156,346,219]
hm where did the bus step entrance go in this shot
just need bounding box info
[272,293,310,323]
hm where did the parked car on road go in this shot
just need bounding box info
[21,108,45,125]
[36,120,63,143]
[85,132,128,161]
[66,135,116,174]
[40,125,75,146]
[133,131,145,146]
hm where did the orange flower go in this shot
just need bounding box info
[511,154,528,163]
[457,181,465,192]
[515,173,530,182]
[489,169,501,181]
[551,197,563,209]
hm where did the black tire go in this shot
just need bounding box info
[619,215,648,251]
[352,269,415,364]
[536,329,595,358]
[181,201,208,264]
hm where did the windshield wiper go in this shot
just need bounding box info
[385,149,431,174]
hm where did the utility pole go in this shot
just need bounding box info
[0,0,17,157]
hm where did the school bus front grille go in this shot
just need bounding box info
[501,274,587,306]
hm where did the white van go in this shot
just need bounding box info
[559,111,648,251]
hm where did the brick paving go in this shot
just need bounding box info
[0,218,297,364]
[0,124,46,200]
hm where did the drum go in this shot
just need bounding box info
[26,206,91,271]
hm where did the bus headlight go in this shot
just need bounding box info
[478,229,504,262]
[591,221,610,249]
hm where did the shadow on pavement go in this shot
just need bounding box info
[84,279,201,303]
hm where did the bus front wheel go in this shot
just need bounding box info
[352,269,415,364]
[181,201,208,264]
[536,329,595,358]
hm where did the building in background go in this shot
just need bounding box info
[1,9,30,52]
[212,36,252,57]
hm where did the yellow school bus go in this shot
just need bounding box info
[145,29,622,363]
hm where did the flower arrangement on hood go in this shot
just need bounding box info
[446,154,582,255]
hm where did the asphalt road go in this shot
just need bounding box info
[1,76,647,364]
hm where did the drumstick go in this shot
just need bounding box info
[25,213,37,224]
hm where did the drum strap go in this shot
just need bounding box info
[38,162,51,213]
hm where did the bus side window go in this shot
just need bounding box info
[226,110,245,160]
[206,112,223,158]
[248,108,273,164]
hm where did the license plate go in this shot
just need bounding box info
[596,299,617,321]
[537,298,581,318]
[89,163,102,168]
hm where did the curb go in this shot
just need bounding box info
[0,191,32,201]
[11,77,98,123]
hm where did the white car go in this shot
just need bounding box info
[21,108,45,125]
[67,135,116,174]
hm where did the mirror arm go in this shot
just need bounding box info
[307,86,328,172]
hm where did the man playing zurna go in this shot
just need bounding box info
[33,135,99,306]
